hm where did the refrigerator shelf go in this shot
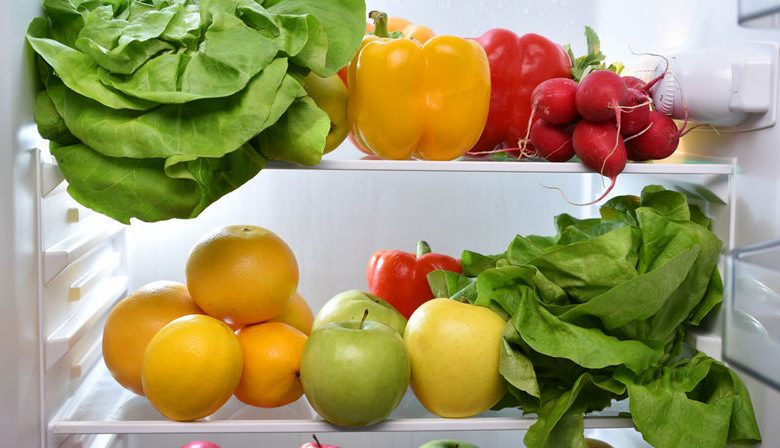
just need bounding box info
[266,153,735,175]
[50,363,634,435]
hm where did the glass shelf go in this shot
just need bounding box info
[266,153,735,175]
[52,363,634,435]
[724,239,780,390]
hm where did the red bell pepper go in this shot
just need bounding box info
[366,241,461,319]
[469,29,572,155]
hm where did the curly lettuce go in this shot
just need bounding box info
[28,0,365,223]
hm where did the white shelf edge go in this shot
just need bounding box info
[89,434,119,448]
[266,158,734,175]
[61,433,118,448]
[69,251,122,302]
[44,222,124,284]
[685,330,723,361]
[41,157,66,197]
[51,415,635,435]
[70,337,103,380]
[46,276,128,371]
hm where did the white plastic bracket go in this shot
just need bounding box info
[43,223,124,284]
[45,276,128,371]
[649,42,778,131]
[68,251,121,302]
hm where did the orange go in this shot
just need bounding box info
[268,292,315,335]
[102,281,202,395]
[185,225,299,326]
[233,322,308,408]
[142,314,243,421]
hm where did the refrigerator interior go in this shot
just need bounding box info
[4,0,780,447]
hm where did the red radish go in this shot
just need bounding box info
[529,120,575,162]
[626,111,682,161]
[572,120,627,204]
[620,88,652,136]
[531,78,579,124]
[575,70,628,122]
[622,76,646,91]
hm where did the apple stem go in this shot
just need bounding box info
[359,308,369,330]
[312,434,322,448]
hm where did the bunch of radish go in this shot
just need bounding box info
[526,69,684,204]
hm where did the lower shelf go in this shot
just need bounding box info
[51,362,634,435]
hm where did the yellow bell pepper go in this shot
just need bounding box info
[347,12,491,161]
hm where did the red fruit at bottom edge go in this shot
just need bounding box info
[181,441,221,448]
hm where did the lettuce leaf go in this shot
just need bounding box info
[616,353,761,448]
[431,186,760,448]
[45,57,295,159]
[28,0,366,223]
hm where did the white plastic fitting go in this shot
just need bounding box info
[648,42,778,130]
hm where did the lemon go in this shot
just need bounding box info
[142,314,243,421]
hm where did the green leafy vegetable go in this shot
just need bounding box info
[28,0,366,223]
[565,26,624,82]
[615,353,761,448]
[431,186,760,448]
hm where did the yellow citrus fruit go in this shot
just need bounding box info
[268,292,314,335]
[141,314,243,421]
[233,322,308,408]
[102,281,202,395]
[185,225,299,326]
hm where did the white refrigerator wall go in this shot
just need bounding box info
[1,0,46,447]
[3,0,780,447]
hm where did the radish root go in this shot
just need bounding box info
[625,49,670,93]
[466,147,519,156]
[540,179,617,207]
[611,99,652,112]
[598,104,623,179]
[543,139,573,160]
[518,101,539,155]
[623,122,654,142]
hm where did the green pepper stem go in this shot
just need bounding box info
[416,241,431,257]
[369,10,390,38]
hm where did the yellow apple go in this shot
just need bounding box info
[403,298,507,418]
[302,72,349,154]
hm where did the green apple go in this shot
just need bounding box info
[302,72,349,154]
[300,316,411,426]
[419,440,480,448]
[404,298,507,418]
[313,290,406,334]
